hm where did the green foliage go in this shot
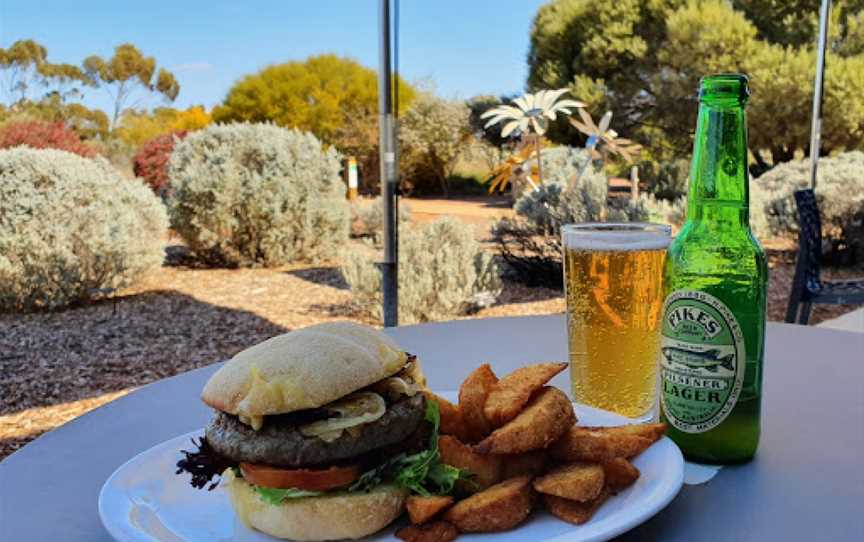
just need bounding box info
[0,39,50,102]
[213,55,415,194]
[751,151,864,259]
[168,123,349,267]
[0,38,96,120]
[83,44,180,128]
[350,401,466,497]
[446,174,489,196]
[213,55,415,146]
[116,105,211,147]
[0,95,110,141]
[732,1,864,53]
[638,158,690,200]
[467,94,515,149]
[528,0,864,164]
[342,218,501,324]
[336,111,381,194]
[0,147,167,310]
[399,93,473,195]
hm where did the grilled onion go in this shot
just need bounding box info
[299,392,386,442]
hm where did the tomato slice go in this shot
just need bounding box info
[239,462,360,491]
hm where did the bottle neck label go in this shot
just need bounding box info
[660,290,745,433]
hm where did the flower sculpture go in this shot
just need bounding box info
[481,89,584,188]
[569,109,643,189]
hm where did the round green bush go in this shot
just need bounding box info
[168,123,349,266]
[0,147,167,310]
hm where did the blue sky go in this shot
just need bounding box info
[0,0,547,114]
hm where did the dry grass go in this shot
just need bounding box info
[1,216,860,461]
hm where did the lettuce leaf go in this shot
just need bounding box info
[254,486,323,505]
[349,399,469,496]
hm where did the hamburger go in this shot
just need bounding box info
[177,321,462,541]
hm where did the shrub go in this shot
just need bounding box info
[341,218,501,324]
[638,159,690,201]
[133,130,188,197]
[510,147,644,229]
[493,147,661,287]
[399,94,473,195]
[0,120,97,157]
[751,151,864,260]
[213,55,415,145]
[0,148,167,310]
[349,197,412,247]
[168,123,349,266]
[638,195,687,229]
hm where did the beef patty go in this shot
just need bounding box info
[206,393,426,467]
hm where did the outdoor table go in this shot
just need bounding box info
[1,315,862,541]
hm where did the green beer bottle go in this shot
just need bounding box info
[659,74,767,464]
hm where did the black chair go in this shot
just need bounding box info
[785,188,864,324]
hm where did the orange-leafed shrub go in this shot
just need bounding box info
[0,120,97,158]
[133,130,187,195]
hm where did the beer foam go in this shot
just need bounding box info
[563,226,671,251]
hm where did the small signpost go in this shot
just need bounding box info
[346,157,358,200]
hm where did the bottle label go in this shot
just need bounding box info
[660,290,745,433]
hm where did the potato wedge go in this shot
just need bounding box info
[475,387,575,454]
[443,476,534,533]
[438,435,501,492]
[542,489,610,526]
[406,495,455,525]
[484,362,568,427]
[423,391,473,443]
[500,450,548,479]
[395,520,459,542]
[550,426,652,462]
[602,458,640,493]
[458,364,498,442]
[533,462,604,502]
[586,423,667,445]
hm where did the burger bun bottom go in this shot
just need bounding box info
[224,470,408,541]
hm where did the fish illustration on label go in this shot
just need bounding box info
[661,347,735,373]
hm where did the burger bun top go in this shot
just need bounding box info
[201,321,407,419]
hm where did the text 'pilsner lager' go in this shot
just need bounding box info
[659,74,767,463]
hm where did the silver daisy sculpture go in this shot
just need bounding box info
[569,109,643,189]
[481,89,584,187]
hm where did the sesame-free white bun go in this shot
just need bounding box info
[225,470,408,541]
[202,321,407,418]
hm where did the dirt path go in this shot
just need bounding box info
[403,196,513,228]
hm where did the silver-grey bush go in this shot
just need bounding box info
[168,123,349,266]
[0,147,167,310]
[342,218,501,324]
[751,151,864,256]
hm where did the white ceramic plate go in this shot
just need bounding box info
[99,393,683,542]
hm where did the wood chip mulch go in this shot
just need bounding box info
[1,246,860,461]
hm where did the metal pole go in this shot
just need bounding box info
[378,0,398,326]
[809,0,831,189]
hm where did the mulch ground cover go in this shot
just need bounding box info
[1,246,859,461]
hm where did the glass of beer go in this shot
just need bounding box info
[563,223,671,423]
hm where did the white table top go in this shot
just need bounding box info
[1,316,862,541]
